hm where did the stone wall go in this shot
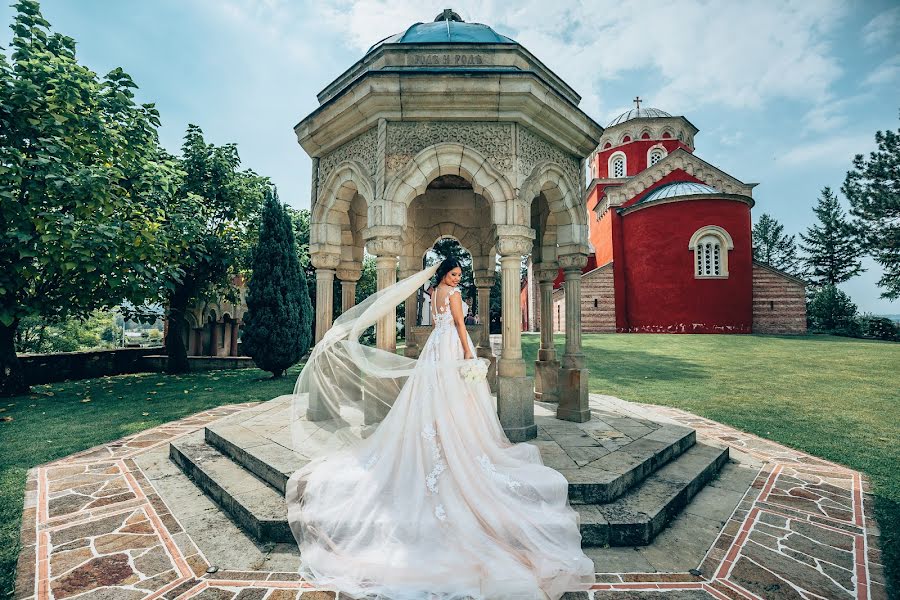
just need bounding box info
[581,262,617,333]
[752,262,807,334]
[19,347,162,385]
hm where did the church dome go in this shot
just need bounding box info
[639,182,718,204]
[366,10,516,55]
[607,107,673,127]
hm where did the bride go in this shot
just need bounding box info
[284,257,595,600]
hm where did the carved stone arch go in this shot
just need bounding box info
[637,126,653,140]
[521,160,586,250]
[311,159,373,248]
[384,142,515,227]
[617,130,633,145]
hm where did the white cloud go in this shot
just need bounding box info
[864,54,900,86]
[216,0,848,123]
[861,6,900,48]
[777,134,873,168]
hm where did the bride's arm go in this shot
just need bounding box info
[448,291,474,359]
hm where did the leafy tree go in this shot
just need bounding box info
[752,213,801,274]
[0,0,181,395]
[241,191,312,377]
[857,314,899,341]
[842,115,900,300]
[806,284,859,335]
[799,187,864,286]
[15,311,118,354]
[155,125,270,373]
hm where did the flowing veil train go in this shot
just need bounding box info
[284,264,596,600]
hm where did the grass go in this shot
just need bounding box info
[522,332,899,596]
[0,365,302,598]
[1,334,897,596]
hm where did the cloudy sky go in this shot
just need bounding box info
[2,0,898,313]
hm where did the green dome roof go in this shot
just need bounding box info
[366,10,516,55]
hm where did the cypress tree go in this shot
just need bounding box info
[241,190,312,377]
[799,187,864,286]
[752,213,801,274]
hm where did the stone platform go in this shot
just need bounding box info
[14,395,888,600]
[169,395,728,548]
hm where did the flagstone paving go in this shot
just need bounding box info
[13,396,888,599]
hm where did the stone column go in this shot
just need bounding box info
[474,274,497,392]
[308,253,339,421]
[496,228,537,442]
[398,265,420,358]
[229,320,240,356]
[534,265,560,403]
[337,268,361,314]
[192,328,203,357]
[366,234,402,352]
[311,253,340,344]
[209,320,220,357]
[557,252,591,422]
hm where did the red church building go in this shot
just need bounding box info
[522,101,806,335]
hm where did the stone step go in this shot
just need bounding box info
[171,432,726,548]
[207,417,696,505]
[169,431,295,543]
[205,425,304,495]
[575,442,729,546]
[554,423,696,504]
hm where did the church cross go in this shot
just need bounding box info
[633,96,642,110]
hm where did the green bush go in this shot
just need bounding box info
[858,314,900,341]
[806,284,860,336]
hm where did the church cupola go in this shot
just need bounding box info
[589,97,699,181]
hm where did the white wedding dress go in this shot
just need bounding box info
[284,268,595,600]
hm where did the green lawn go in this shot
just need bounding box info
[1,334,898,597]
[523,333,899,595]
[0,365,302,598]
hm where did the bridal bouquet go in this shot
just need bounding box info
[460,358,489,383]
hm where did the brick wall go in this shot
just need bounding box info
[752,262,807,334]
[581,263,616,333]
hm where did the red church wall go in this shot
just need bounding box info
[595,139,688,178]
[619,198,753,333]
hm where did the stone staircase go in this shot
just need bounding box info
[170,396,727,547]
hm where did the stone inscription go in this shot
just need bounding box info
[410,54,486,66]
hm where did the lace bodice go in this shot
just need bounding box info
[431,285,467,330]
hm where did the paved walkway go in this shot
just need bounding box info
[13,395,888,599]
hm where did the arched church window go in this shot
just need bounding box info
[648,147,666,167]
[609,152,626,178]
[689,226,733,278]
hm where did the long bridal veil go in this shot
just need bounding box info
[287,263,440,468]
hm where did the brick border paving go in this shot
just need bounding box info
[13,398,889,599]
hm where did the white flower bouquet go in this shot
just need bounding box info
[459,358,489,383]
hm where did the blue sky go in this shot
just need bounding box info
[2,0,898,313]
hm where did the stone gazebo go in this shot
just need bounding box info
[298,10,603,441]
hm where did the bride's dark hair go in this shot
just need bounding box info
[433,257,462,286]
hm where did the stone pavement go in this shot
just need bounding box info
[13,395,888,599]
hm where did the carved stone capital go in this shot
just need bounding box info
[365,236,403,257]
[496,226,535,257]
[310,252,340,270]
[558,253,588,271]
[534,265,560,282]
[336,269,362,282]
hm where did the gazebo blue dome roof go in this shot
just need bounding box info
[607,107,673,127]
[638,182,719,204]
[366,11,516,55]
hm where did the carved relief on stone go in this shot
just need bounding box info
[365,236,403,257]
[385,122,514,177]
[336,269,362,282]
[496,226,535,257]
[311,252,341,270]
[516,127,580,191]
[558,253,588,271]
[318,128,377,193]
[534,266,560,282]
